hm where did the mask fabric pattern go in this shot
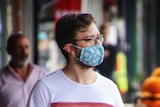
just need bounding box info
[78,44,104,66]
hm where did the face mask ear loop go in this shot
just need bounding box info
[71,44,82,49]
[71,44,82,61]
[62,44,80,58]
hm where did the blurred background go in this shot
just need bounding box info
[0,0,160,104]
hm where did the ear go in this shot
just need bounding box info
[63,43,76,57]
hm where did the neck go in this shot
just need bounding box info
[10,63,30,81]
[62,62,96,84]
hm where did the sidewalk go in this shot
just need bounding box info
[124,103,133,107]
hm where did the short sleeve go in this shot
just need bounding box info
[27,80,51,107]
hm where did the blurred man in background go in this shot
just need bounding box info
[0,32,48,107]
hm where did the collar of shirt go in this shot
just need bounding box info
[7,62,34,80]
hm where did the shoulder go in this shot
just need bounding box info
[96,72,117,87]
[0,65,9,75]
[34,69,63,90]
[41,69,62,81]
[29,63,50,77]
[30,63,48,72]
[31,63,46,69]
[0,66,10,86]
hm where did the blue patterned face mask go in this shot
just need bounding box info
[72,44,104,66]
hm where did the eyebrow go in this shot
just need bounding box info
[74,34,101,40]
[87,34,100,38]
[77,35,95,40]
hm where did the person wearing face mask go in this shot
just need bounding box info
[27,13,124,107]
[0,32,49,107]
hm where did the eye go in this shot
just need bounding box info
[85,38,92,42]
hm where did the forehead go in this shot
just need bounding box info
[76,23,99,38]
[15,37,29,43]
[11,36,29,47]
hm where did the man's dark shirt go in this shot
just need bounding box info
[96,44,117,80]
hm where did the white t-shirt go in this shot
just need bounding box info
[28,69,124,107]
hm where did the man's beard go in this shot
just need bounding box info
[11,55,29,67]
